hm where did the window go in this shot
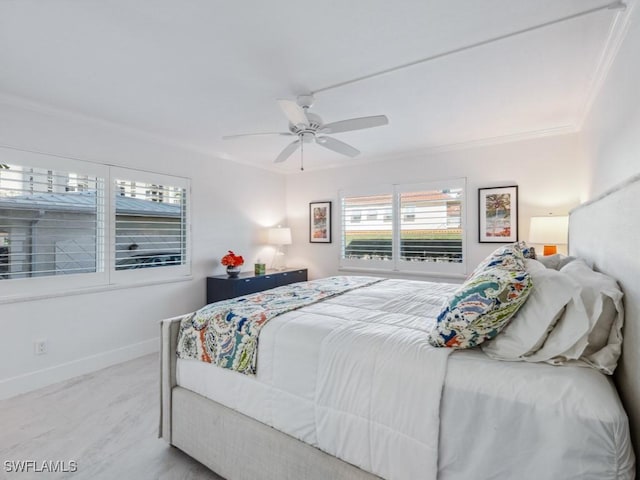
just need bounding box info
[0,232,9,280]
[108,168,189,282]
[0,147,190,298]
[0,162,103,280]
[113,176,187,272]
[342,194,393,261]
[403,205,416,222]
[46,170,54,192]
[340,179,466,275]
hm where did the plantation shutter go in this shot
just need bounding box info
[113,177,187,271]
[399,188,463,264]
[0,147,191,299]
[0,163,103,280]
[340,179,466,275]
[341,193,393,262]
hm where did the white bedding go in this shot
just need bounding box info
[176,279,634,480]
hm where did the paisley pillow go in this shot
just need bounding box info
[518,241,537,259]
[428,244,532,349]
[471,243,526,276]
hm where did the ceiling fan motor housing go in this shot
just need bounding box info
[300,132,315,143]
[289,111,323,135]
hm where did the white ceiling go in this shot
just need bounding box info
[0,0,633,172]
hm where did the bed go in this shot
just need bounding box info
[160,174,640,480]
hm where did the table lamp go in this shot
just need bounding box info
[267,226,292,271]
[529,215,569,256]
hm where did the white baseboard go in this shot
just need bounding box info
[0,338,159,400]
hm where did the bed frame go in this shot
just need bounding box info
[160,173,640,479]
[569,172,640,463]
[159,317,380,480]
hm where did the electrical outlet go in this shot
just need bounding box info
[34,340,47,355]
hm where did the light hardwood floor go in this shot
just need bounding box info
[0,354,223,480]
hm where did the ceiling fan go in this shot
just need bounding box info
[223,94,389,168]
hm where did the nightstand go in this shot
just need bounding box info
[206,268,308,304]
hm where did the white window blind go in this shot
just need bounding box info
[0,147,191,299]
[342,194,393,262]
[340,179,466,275]
[0,163,104,280]
[114,178,187,271]
[399,188,463,264]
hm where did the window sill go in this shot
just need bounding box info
[0,275,194,305]
[338,266,466,282]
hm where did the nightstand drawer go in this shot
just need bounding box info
[238,275,277,295]
[275,269,307,286]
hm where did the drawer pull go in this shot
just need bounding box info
[244,279,252,282]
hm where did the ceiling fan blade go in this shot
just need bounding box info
[222,132,294,140]
[316,136,360,158]
[277,99,309,127]
[274,139,301,163]
[320,115,388,134]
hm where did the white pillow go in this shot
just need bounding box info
[554,259,624,374]
[481,267,583,361]
[521,294,590,364]
[524,258,546,274]
[536,254,577,270]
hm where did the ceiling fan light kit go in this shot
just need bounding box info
[224,93,389,170]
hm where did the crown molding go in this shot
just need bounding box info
[0,92,279,174]
[282,124,580,174]
[395,125,580,156]
[577,0,637,130]
[0,92,200,152]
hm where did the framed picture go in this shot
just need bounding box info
[478,186,518,243]
[309,201,332,243]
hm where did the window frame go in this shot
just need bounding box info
[0,147,191,301]
[109,166,191,284]
[339,178,466,276]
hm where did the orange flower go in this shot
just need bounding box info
[221,250,244,267]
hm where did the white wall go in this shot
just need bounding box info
[0,100,286,398]
[285,133,587,281]
[582,5,640,198]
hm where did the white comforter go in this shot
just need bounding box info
[178,278,455,480]
[176,278,635,480]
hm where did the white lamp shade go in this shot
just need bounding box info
[529,216,569,244]
[267,227,292,246]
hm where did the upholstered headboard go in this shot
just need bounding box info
[569,173,640,462]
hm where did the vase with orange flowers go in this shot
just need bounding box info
[221,250,244,278]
